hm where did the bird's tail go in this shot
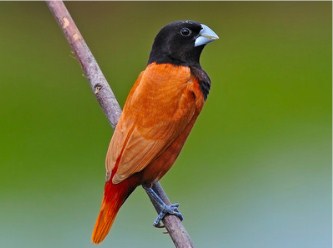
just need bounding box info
[92,179,137,244]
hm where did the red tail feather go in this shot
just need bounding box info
[92,179,137,244]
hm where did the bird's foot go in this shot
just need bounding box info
[143,186,184,228]
[153,202,184,228]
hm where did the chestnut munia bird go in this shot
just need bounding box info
[92,20,219,243]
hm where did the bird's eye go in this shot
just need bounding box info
[180,27,192,37]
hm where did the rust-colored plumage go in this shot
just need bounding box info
[92,20,218,244]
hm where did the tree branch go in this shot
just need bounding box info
[46,1,194,248]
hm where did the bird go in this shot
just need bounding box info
[92,20,219,244]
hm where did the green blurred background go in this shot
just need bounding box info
[0,2,331,248]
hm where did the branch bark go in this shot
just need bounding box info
[46,2,194,248]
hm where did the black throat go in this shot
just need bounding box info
[148,45,204,67]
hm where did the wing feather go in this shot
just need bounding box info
[106,63,197,184]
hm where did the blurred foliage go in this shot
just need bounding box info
[0,2,331,248]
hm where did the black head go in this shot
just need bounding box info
[148,20,219,66]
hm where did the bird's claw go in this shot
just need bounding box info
[153,203,184,227]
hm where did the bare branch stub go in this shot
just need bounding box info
[46,1,194,247]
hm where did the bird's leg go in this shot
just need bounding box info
[143,186,184,228]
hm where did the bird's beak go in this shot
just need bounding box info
[194,24,219,47]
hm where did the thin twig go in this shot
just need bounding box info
[46,1,194,248]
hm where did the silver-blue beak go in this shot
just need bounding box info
[194,24,219,47]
